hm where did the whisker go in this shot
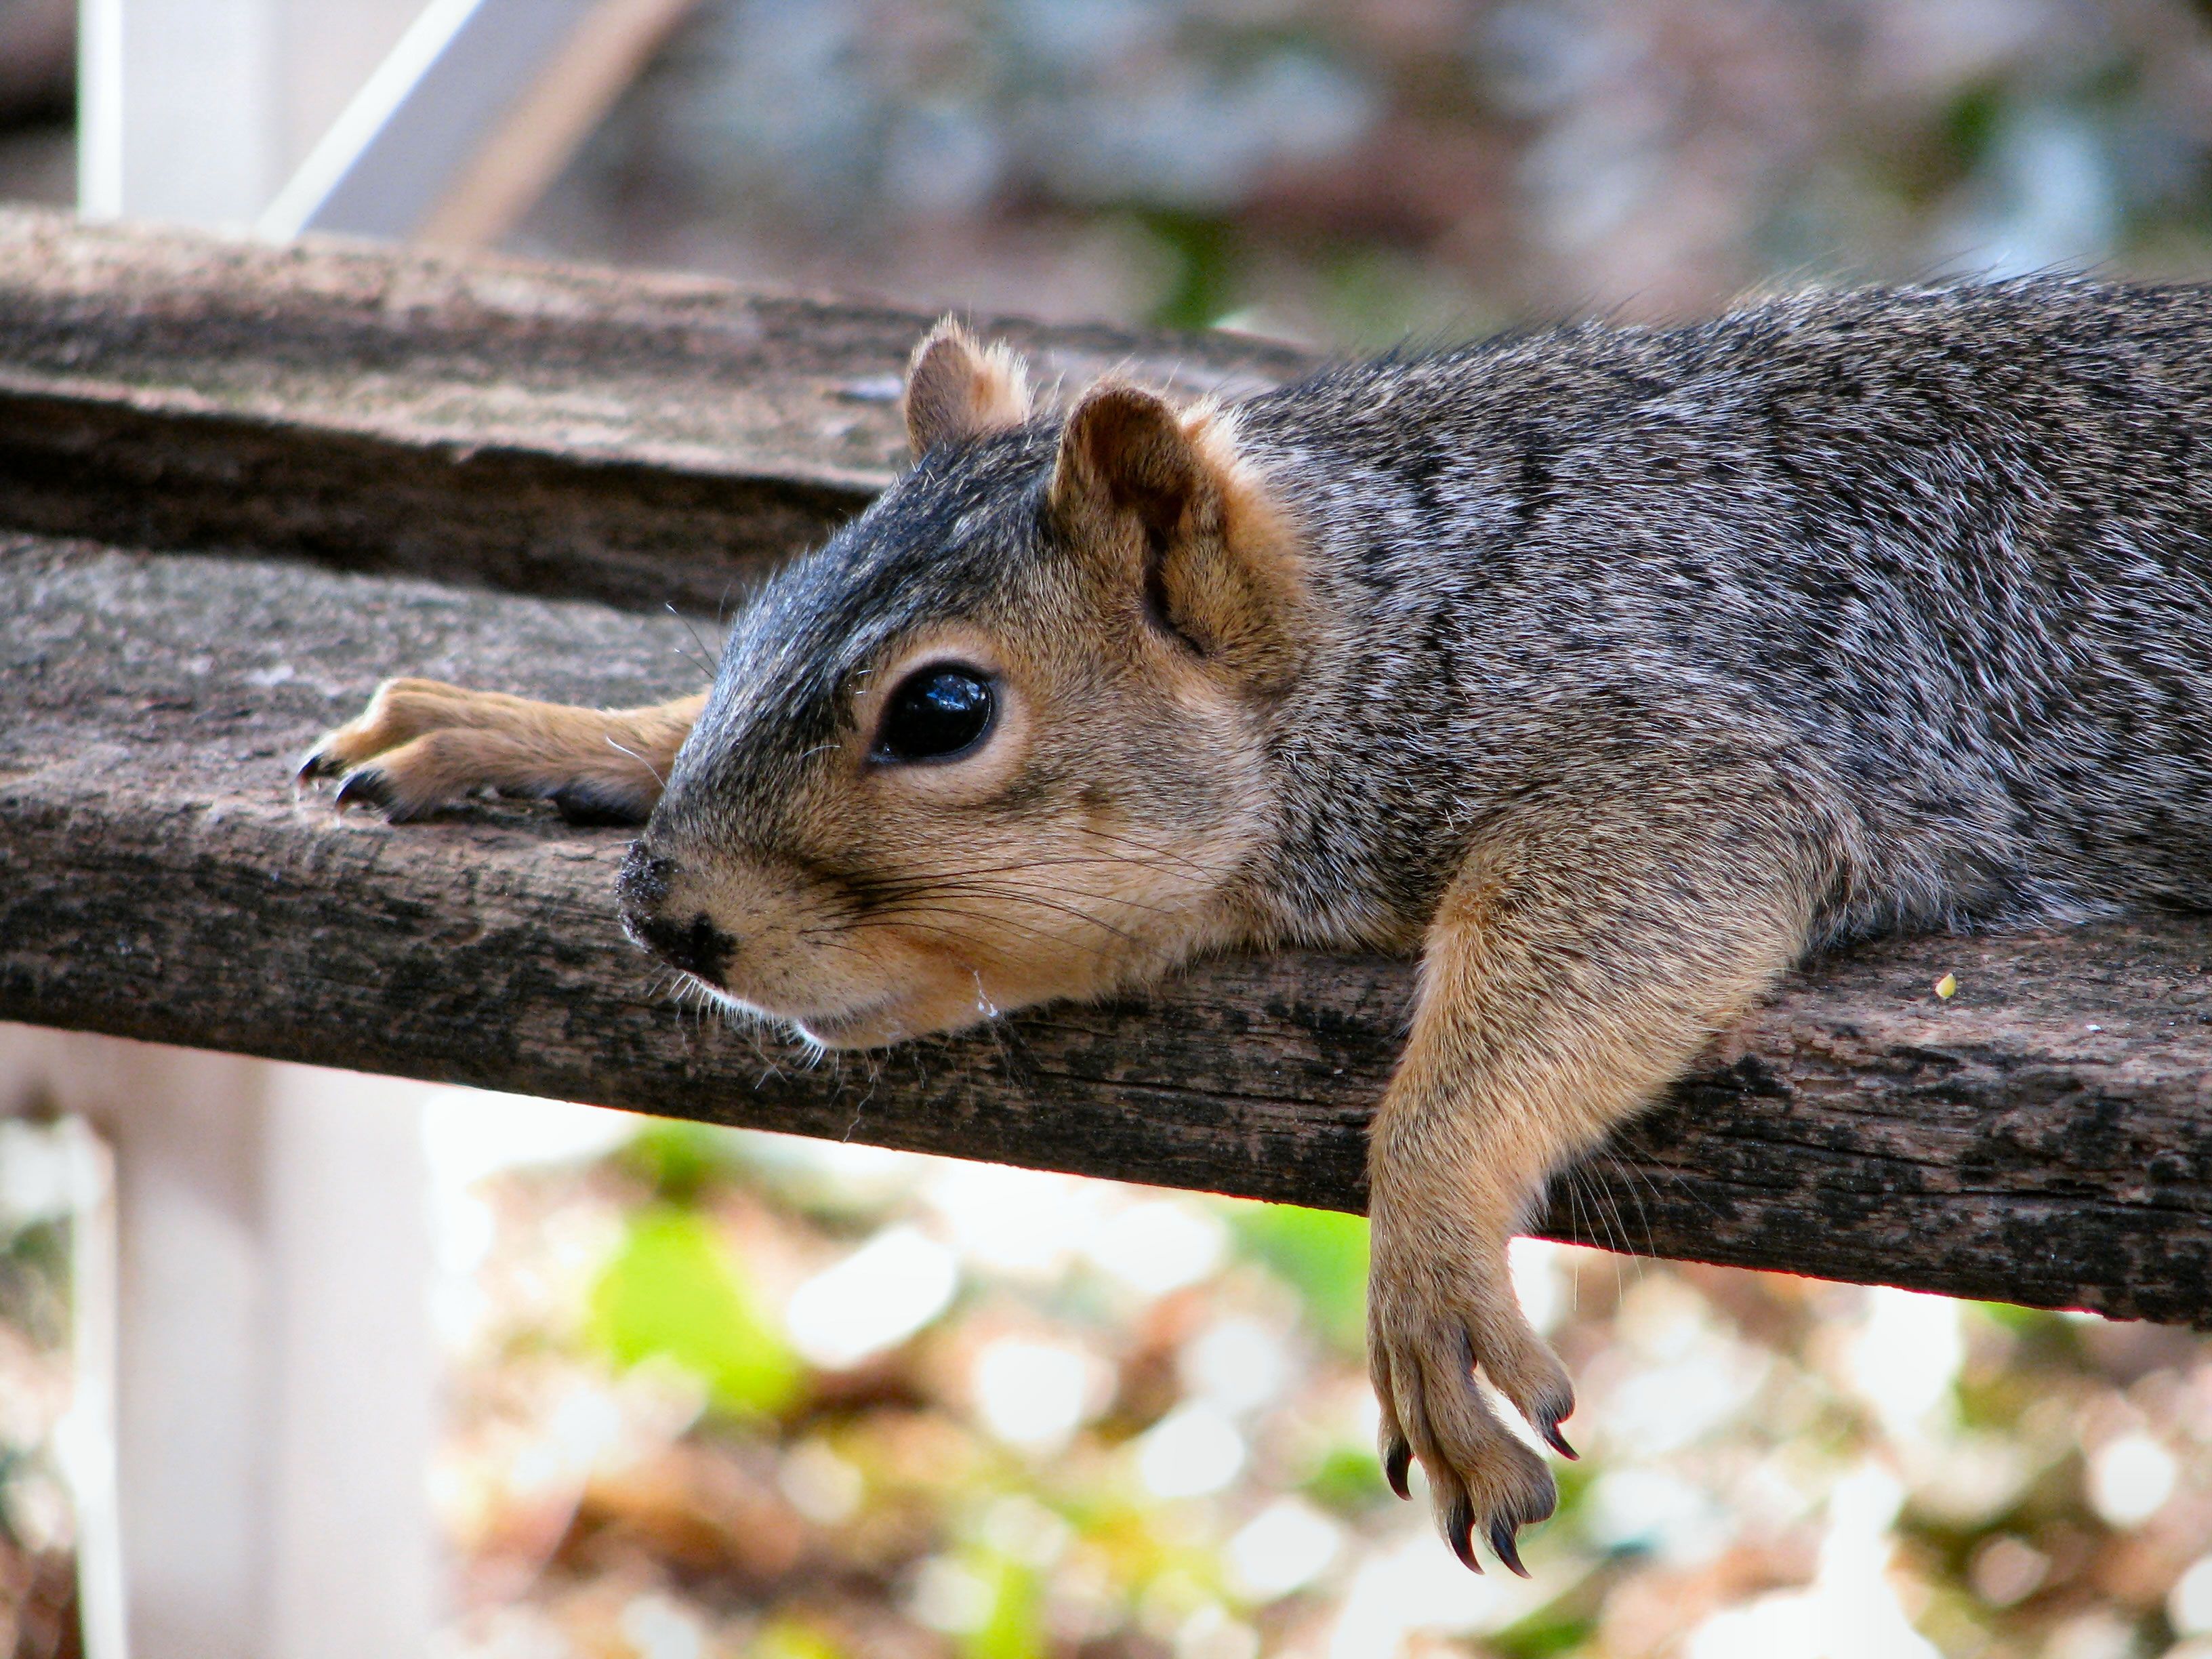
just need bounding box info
[896,876,1184,922]
[832,873,1163,943]
[807,907,1116,960]
[865,864,1198,911]
[606,737,670,791]
[664,602,721,684]
[821,896,1137,952]
[1074,825,1226,880]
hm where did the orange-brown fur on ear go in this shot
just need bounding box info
[1051,380,1201,537]
[298,678,703,823]
[1052,382,1313,693]
[1176,401,1315,692]
[904,318,1035,455]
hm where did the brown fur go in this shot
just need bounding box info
[904,319,1034,453]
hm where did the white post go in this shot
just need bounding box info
[0,1028,439,1659]
[261,1065,437,1659]
[77,0,428,225]
[258,0,697,246]
[59,3,687,1650]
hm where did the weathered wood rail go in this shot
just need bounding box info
[2,209,2207,1327]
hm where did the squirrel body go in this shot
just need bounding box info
[304,276,2212,1572]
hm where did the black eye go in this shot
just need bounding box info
[874,665,996,763]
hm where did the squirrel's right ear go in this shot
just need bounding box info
[904,319,1036,457]
[1051,380,1311,691]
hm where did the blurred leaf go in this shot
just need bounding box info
[1486,1556,1607,1659]
[1549,1457,1595,1523]
[1941,81,2003,168]
[588,1205,803,1418]
[1300,1443,1389,1515]
[962,1551,1045,1659]
[1223,1200,1369,1351]
[750,1618,846,1659]
[1488,1610,1596,1659]
[621,1120,744,1204]
[1133,209,1242,331]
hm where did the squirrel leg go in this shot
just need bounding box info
[298,680,705,823]
[1367,776,1823,1572]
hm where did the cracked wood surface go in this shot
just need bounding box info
[0,212,2207,1326]
[5,536,2208,1327]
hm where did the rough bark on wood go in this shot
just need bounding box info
[5,536,2208,1328]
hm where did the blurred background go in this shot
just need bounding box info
[3,2,2212,1657]
[14,0,2212,333]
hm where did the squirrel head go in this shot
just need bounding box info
[618,319,1315,1047]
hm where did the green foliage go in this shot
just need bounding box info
[1300,1442,1390,1515]
[620,1120,745,1204]
[1940,81,2005,170]
[1133,209,1242,331]
[749,1618,846,1659]
[1489,1609,1597,1659]
[587,1206,803,1418]
[960,1551,1045,1659]
[1223,1200,1369,1352]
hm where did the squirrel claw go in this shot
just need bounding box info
[1443,1495,1483,1574]
[333,769,392,815]
[1383,1437,1412,1500]
[1488,1517,1529,1578]
[1539,1420,1578,1460]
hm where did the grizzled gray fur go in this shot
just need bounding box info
[1231,277,2212,945]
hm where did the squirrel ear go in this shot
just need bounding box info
[1048,381,1200,546]
[904,318,1035,456]
[1052,382,1309,688]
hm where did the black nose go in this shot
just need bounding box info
[618,844,737,985]
[617,843,674,912]
[633,909,737,985]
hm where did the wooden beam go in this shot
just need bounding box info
[0,210,1305,610]
[0,211,2206,1327]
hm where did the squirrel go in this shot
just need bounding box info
[302,276,2212,1574]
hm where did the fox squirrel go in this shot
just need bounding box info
[302,278,2212,1574]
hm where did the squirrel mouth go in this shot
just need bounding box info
[786,994,908,1048]
[670,966,905,1048]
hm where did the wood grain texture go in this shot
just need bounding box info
[5,536,2207,1326]
[0,210,1310,613]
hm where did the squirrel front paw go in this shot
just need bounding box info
[1368,1231,1574,1574]
[297,678,670,825]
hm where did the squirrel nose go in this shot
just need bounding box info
[618,845,737,986]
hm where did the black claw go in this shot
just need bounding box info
[295,749,340,785]
[1540,1421,1578,1460]
[1489,1518,1529,1578]
[1383,1438,1412,1500]
[332,769,391,812]
[1444,1495,1483,1574]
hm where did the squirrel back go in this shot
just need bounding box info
[1234,276,2212,947]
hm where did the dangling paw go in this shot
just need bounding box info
[1368,1235,1574,1573]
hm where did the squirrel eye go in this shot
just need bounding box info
[874,665,996,763]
